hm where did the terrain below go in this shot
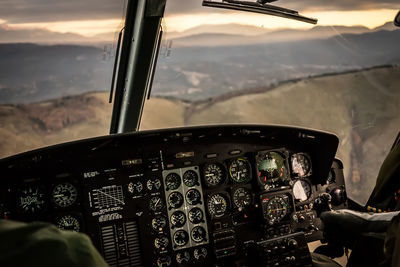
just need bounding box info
[1,65,399,204]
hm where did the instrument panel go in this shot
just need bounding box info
[0,125,347,267]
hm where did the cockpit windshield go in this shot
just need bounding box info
[1,0,400,206]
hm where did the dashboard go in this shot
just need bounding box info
[0,125,347,267]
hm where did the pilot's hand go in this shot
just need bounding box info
[320,209,399,249]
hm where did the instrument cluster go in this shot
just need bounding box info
[0,125,345,267]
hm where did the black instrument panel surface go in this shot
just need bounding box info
[0,125,345,267]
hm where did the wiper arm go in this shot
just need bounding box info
[202,0,317,25]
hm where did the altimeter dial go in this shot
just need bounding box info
[52,183,78,208]
[203,163,225,186]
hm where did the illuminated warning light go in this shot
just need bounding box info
[264,176,267,182]
[262,198,269,202]
[259,171,261,177]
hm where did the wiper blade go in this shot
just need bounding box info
[202,0,317,25]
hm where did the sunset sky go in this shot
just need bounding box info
[0,0,399,37]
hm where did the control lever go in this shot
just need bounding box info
[313,193,332,216]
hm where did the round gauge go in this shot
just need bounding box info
[191,226,207,243]
[188,207,204,224]
[149,196,164,212]
[265,196,289,224]
[194,247,208,260]
[170,211,186,228]
[293,180,312,202]
[168,191,184,209]
[186,189,201,205]
[157,256,171,267]
[327,169,336,184]
[173,230,189,247]
[232,187,252,208]
[203,163,225,186]
[17,186,46,214]
[207,193,228,218]
[183,170,198,187]
[165,173,181,191]
[154,235,169,250]
[52,183,78,208]
[127,181,143,195]
[257,152,288,185]
[56,215,81,232]
[147,178,161,191]
[176,251,190,264]
[152,215,167,232]
[229,158,251,183]
[291,153,311,177]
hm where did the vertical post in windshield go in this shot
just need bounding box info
[110,0,166,134]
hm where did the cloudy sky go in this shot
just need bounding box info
[0,0,399,37]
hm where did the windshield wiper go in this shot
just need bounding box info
[202,0,317,25]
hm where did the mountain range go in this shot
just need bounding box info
[0,22,399,104]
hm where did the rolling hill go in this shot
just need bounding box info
[1,65,399,204]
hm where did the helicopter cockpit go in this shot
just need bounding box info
[1,1,400,267]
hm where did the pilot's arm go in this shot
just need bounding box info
[0,220,109,267]
[318,134,400,266]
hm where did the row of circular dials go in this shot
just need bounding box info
[127,177,162,196]
[16,182,78,214]
[206,187,253,218]
[203,153,311,187]
[256,151,312,191]
[203,158,251,187]
[156,247,207,267]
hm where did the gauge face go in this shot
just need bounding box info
[165,173,181,191]
[149,196,164,212]
[173,230,189,247]
[17,186,46,214]
[176,251,190,264]
[207,193,228,218]
[183,170,198,187]
[191,226,207,243]
[188,207,204,224]
[170,211,186,228]
[157,256,171,267]
[291,153,311,177]
[152,215,167,231]
[56,215,81,232]
[265,196,289,224]
[203,163,225,186]
[168,191,184,209]
[52,183,78,208]
[293,180,312,202]
[232,187,252,208]
[186,189,201,205]
[229,158,251,183]
[194,247,207,260]
[257,152,287,185]
[127,181,143,195]
[154,235,169,250]
[147,178,161,191]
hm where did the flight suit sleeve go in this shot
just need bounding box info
[0,220,109,267]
